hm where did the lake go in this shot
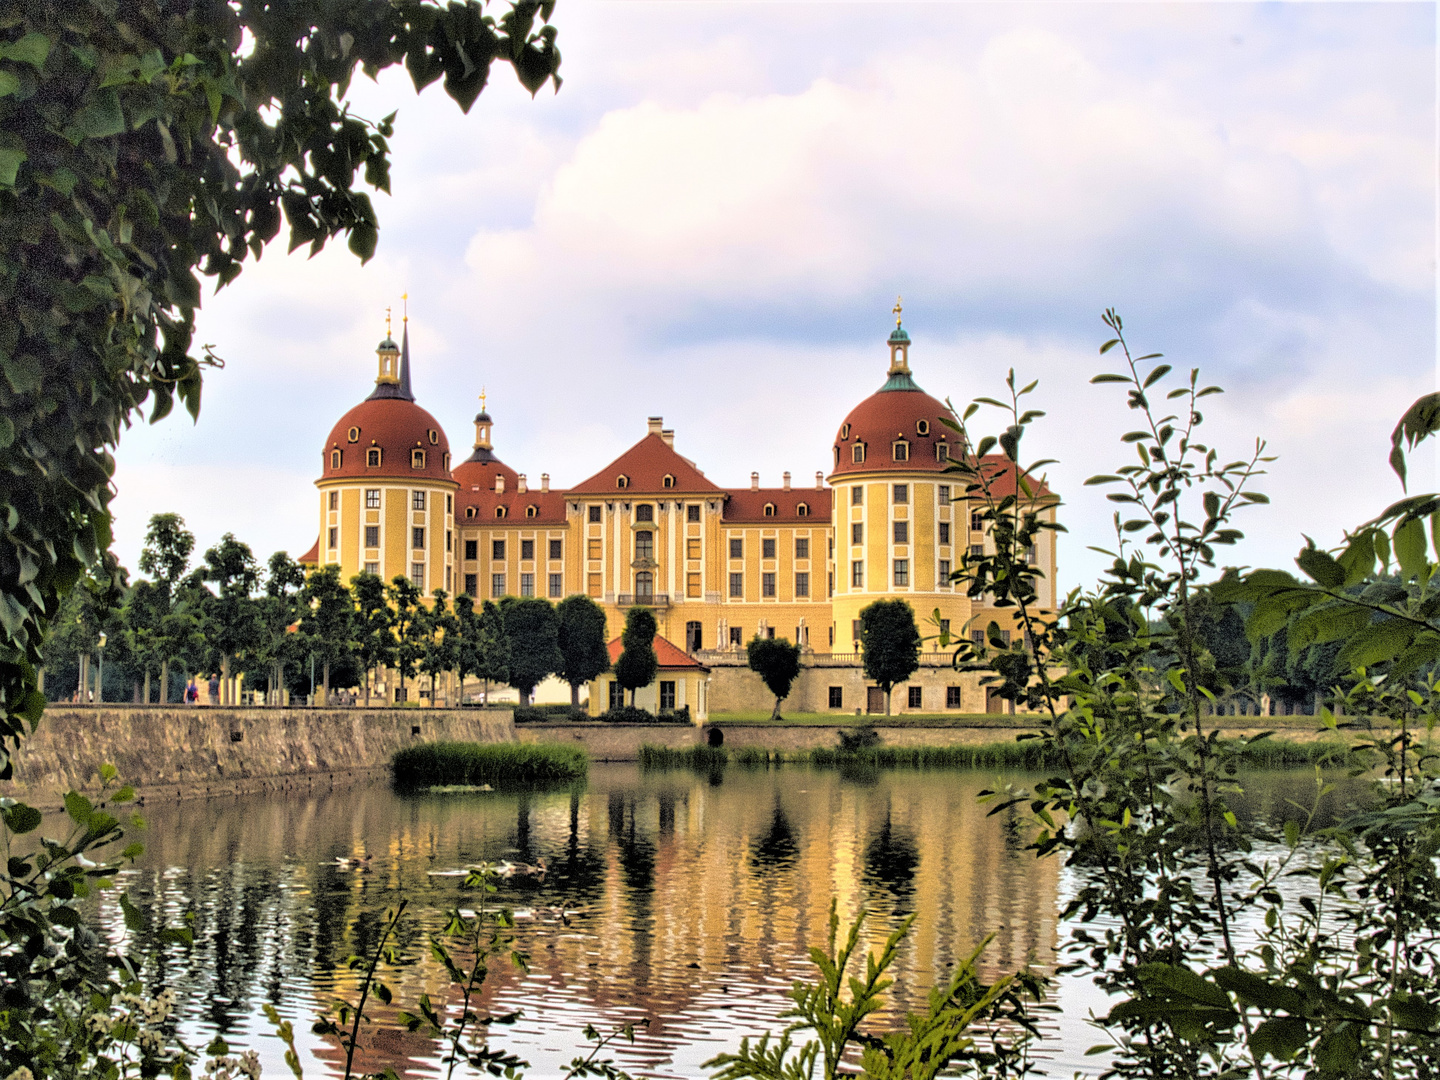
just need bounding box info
[105,763,1365,1078]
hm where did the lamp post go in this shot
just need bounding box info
[96,631,106,704]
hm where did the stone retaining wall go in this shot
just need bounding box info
[2,706,516,808]
[517,722,699,760]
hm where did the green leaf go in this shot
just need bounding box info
[1,33,52,69]
[0,70,18,98]
[119,891,145,932]
[1394,516,1427,580]
[1296,545,1345,589]
[1141,363,1172,388]
[1138,964,1234,1011]
[1249,1016,1308,1061]
[3,802,42,834]
[69,88,126,140]
[64,791,93,825]
[1389,391,1440,490]
[0,147,26,186]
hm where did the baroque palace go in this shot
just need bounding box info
[301,309,1057,714]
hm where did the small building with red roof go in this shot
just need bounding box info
[588,633,710,722]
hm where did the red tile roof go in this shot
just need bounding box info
[965,454,1055,499]
[605,633,709,670]
[320,397,458,485]
[722,488,832,524]
[570,433,723,495]
[298,537,320,565]
[828,386,960,479]
[456,487,569,525]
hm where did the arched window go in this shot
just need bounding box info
[330,449,341,469]
[635,571,654,601]
[635,504,653,522]
[852,443,866,464]
[347,426,360,443]
[495,506,508,519]
[892,440,909,462]
[635,530,654,560]
[663,474,675,488]
[616,475,629,489]
[367,447,381,467]
[763,503,776,517]
[526,504,538,518]
[411,448,426,469]
[797,503,809,517]
[916,419,929,436]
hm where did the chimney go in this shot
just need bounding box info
[495,474,505,494]
[815,471,824,490]
[541,473,550,493]
[750,471,760,492]
[647,416,664,436]
[782,471,791,491]
[661,428,675,448]
[517,473,527,494]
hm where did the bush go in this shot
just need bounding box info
[513,704,589,723]
[392,741,588,788]
[837,725,881,752]
[599,705,689,724]
[638,744,729,769]
[733,746,771,767]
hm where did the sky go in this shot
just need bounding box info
[109,0,1438,595]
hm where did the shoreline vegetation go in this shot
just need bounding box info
[637,736,1361,772]
[392,741,589,788]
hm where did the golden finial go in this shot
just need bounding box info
[479,387,487,412]
[893,296,903,326]
[385,305,392,337]
[402,292,409,323]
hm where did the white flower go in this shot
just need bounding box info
[239,1050,261,1080]
[7,1068,36,1080]
[85,1013,113,1035]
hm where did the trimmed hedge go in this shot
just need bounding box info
[393,741,588,788]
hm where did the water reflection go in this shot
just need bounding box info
[101,765,1365,1079]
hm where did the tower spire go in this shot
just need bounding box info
[397,321,413,401]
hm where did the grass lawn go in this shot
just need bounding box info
[710,711,1047,727]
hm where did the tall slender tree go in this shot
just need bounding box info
[198,534,261,705]
[474,600,511,705]
[614,607,658,708]
[388,575,428,704]
[350,571,393,706]
[301,564,356,707]
[422,588,458,706]
[859,600,920,716]
[499,597,561,706]
[555,595,611,709]
[136,513,195,702]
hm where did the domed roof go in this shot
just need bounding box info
[453,453,520,495]
[829,383,958,478]
[320,397,455,483]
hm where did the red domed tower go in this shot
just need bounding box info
[311,319,458,596]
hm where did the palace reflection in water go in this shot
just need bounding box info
[109,765,1064,1078]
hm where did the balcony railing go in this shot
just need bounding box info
[616,593,670,608]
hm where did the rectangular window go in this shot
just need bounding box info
[635,531,654,560]
[893,484,908,504]
[852,443,865,463]
[970,544,984,558]
[609,681,623,710]
[939,559,950,581]
[520,573,534,597]
[729,538,743,559]
[1026,545,1038,565]
[829,686,843,708]
[908,686,922,709]
[893,521,908,543]
[851,522,863,544]
[549,539,563,560]
[795,537,809,559]
[940,618,951,637]
[492,574,506,598]
[730,627,743,647]
[729,572,744,598]
[366,489,381,509]
[588,573,602,598]
[411,562,425,588]
[971,629,985,647]
[587,538,602,560]
[521,539,534,560]
[687,504,701,522]
[795,572,809,597]
[999,629,1012,645]
[851,562,863,587]
[852,619,862,644]
[939,522,950,545]
[549,573,563,598]
[972,511,985,531]
[659,681,676,711]
[894,559,909,586]
[447,494,453,513]
[328,527,337,550]
[464,573,477,596]
[464,539,477,560]
[687,539,701,559]
[687,572,701,597]
[892,441,909,461]
[762,572,776,597]
[446,529,452,552]
[762,538,776,559]
[939,485,950,505]
[493,539,506,560]
[946,686,962,708]
[364,561,379,576]
[412,527,425,550]
[589,505,603,523]
[852,486,863,506]
[328,491,338,511]
[412,490,426,511]
[937,442,949,462]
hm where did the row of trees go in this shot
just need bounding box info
[44,514,620,708]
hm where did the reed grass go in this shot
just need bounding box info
[393,741,588,788]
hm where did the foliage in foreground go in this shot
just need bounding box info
[392,740,587,788]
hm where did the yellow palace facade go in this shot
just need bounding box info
[301,312,1058,708]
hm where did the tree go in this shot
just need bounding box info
[351,571,393,706]
[0,1,563,775]
[859,600,920,715]
[136,513,195,702]
[388,575,427,704]
[614,607,658,708]
[747,636,802,720]
[473,600,511,705]
[121,580,168,703]
[555,595,610,709]
[300,563,355,707]
[197,534,261,705]
[422,588,457,706]
[500,597,560,706]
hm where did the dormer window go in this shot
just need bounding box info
[852,443,866,464]
[834,447,840,466]
[443,452,450,470]
[367,448,381,467]
[916,419,929,436]
[936,441,949,462]
[412,448,426,469]
[763,503,776,517]
[663,474,675,488]
[428,429,439,445]
[636,504,653,522]
[347,426,360,443]
[617,475,629,489]
[893,440,909,462]
[526,505,538,518]
[465,506,476,519]
[797,503,809,517]
[841,423,850,440]
[495,506,508,519]
[330,449,341,469]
